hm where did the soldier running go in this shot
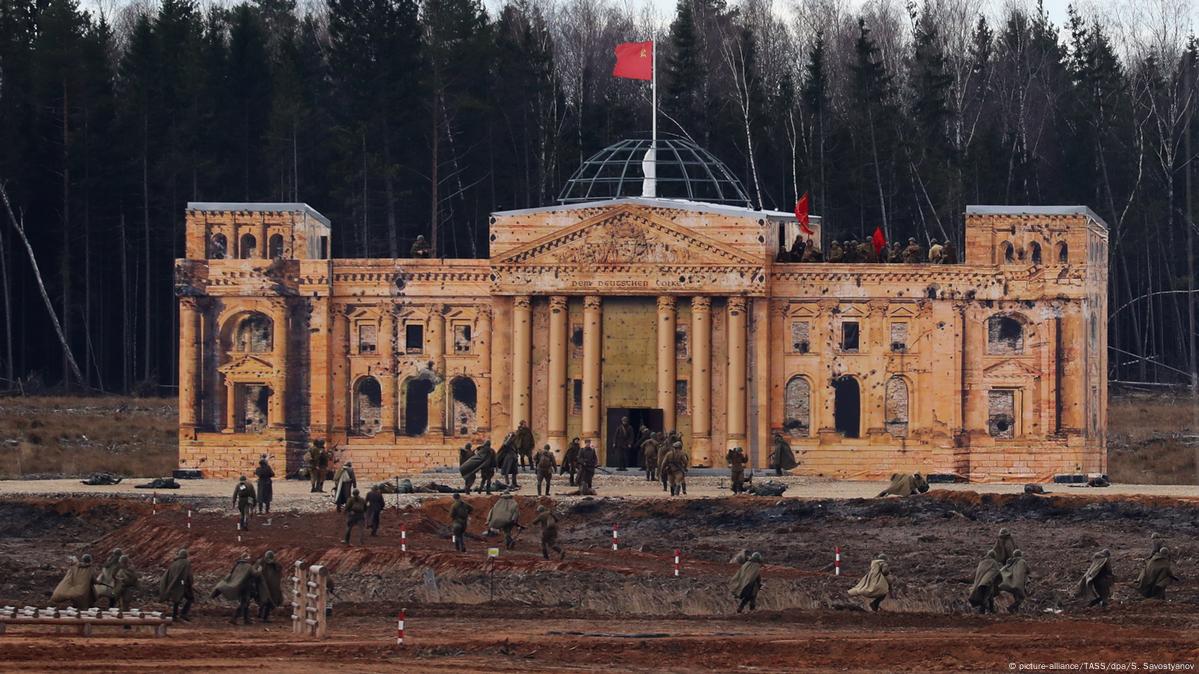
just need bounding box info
[159,549,193,621]
[577,439,599,492]
[561,437,580,486]
[254,550,283,622]
[514,420,536,470]
[849,553,893,612]
[366,484,385,536]
[968,549,1002,613]
[450,493,473,552]
[534,444,557,496]
[233,475,256,531]
[1076,548,1115,608]
[343,488,368,545]
[531,504,566,560]
[254,455,274,514]
[730,552,763,613]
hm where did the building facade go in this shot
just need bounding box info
[175,194,1107,483]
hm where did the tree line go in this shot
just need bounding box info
[0,0,1196,393]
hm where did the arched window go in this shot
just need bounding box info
[884,377,909,438]
[1057,241,1069,264]
[986,315,1024,355]
[239,234,257,259]
[451,377,478,436]
[1030,241,1042,264]
[1001,241,1014,263]
[268,234,284,259]
[405,378,434,436]
[832,376,860,438]
[783,376,811,437]
[353,377,382,436]
[210,233,228,260]
[234,314,273,353]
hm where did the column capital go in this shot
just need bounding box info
[476,303,493,321]
[691,296,711,313]
[656,295,677,312]
[728,296,747,314]
[771,300,791,318]
[513,295,533,310]
[583,295,602,311]
[549,295,568,312]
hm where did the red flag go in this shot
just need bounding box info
[613,41,653,81]
[871,227,887,257]
[795,193,813,235]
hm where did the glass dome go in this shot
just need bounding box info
[558,136,752,207]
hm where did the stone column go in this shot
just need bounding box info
[582,296,602,443]
[656,296,678,431]
[380,308,396,435]
[476,305,493,435]
[271,300,289,429]
[511,296,533,430]
[726,297,748,449]
[178,298,201,435]
[224,380,237,432]
[428,306,447,434]
[690,297,712,465]
[547,296,568,455]
[490,299,512,445]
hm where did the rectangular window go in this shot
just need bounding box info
[454,324,472,353]
[840,322,860,352]
[405,324,424,353]
[890,322,908,352]
[571,379,583,415]
[676,380,689,417]
[357,324,377,354]
[987,389,1016,439]
[791,320,811,353]
[319,236,329,259]
[571,324,584,358]
[675,327,689,358]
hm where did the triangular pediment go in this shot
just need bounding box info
[493,206,762,268]
[218,354,276,378]
[888,304,918,318]
[983,359,1040,379]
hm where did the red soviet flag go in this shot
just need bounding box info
[871,226,887,257]
[613,41,653,81]
[795,192,813,235]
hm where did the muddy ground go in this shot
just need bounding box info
[0,488,1197,672]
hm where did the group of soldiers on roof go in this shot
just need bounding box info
[779,235,957,264]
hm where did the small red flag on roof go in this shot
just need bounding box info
[795,193,813,236]
[871,226,887,257]
[613,41,653,81]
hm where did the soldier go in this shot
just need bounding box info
[473,441,497,494]
[998,549,1029,613]
[662,441,689,496]
[642,432,661,482]
[51,553,96,609]
[613,416,636,471]
[534,444,557,496]
[1135,547,1179,599]
[787,234,805,261]
[159,549,194,622]
[849,553,893,612]
[901,237,922,263]
[1150,532,1168,556]
[306,441,324,492]
[770,432,798,476]
[531,504,566,560]
[487,493,524,550]
[877,472,930,497]
[941,241,958,264]
[498,433,521,488]
[331,461,357,511]
[233,475,256,531]
[800,240,822,262]
[968,549,1002,614]
[212,554,258,625]
[577,439,599,492]
[114,555,138,612]
[316,442,331,491]
[514,420,536,470]
[827,240,844,263]
[366,484,385,536]
[658,437,674,492]
[254,455,274,514]
[730,551,763,613]
[410,234,431,258]
[727,446,749,494]
[857,237,875,263]
[255,550,283,622]
[1076,548,1115,608]
[928,239,944,263]
[839,240,856,262]
[561,437,580,486]
[886,241,903,263]
[95,548,123,608]
[343,488,368,545]
[449,493,473,552]
[992,528,1018,564]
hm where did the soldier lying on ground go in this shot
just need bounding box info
[135,477,180,489]
[877,472,930,497]
[81,473,123,486]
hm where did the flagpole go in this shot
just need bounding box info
[651,35,657,153]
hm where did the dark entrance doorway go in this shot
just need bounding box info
[833,376,861,438]
[605,407,664,467]
[405,378,434,435]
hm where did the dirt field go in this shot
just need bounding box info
[1,484,1197,672]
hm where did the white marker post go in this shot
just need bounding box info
[673,549,680,577]
[152,492,157,516]
[187,509,192,530]
[396,608,406,647]
[612,523,619,552]
[401,524,407,553]
[835,547,841,576]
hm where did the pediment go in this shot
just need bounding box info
[493,206,762,268]
[218,354,275,378]
[888,304,918,318]
[983,359,1040,379]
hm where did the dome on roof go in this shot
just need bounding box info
[558,136,752,208]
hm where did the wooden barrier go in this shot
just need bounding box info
[0,605,172,637]
[290,562,328,639]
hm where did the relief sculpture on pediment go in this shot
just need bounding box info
[553,216,691,265]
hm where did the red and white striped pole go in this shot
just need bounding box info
[834,547,841,576]
[152,492,157,516]
[673,549,680,577]
[612,523,619,552]
[187,509,192,530]
[396,608,406,647]
[401,524,408,553]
